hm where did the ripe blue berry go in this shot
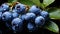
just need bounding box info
[29,5,41,15]
[27,22,36,32]
[25,13,36,21]
[35,16,45,26]
[1,3,9,11]
[15,3,26,14]
[41,11,49,21]
[11,18,23,33]
[2,12,12,21]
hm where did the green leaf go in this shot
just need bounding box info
[18,0,35,6]
[43,0,55,7]
[30,0,41,7]
[30,0,55,9]
[30,0,44,8]
[48,8,60,19]
[44,21,59,33]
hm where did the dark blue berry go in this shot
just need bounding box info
[25,13,36,21]
[35,16,45,26]
[14,3,26,14]
[27,22,36,32]
[29,5,41,15]
[1,3,9,12]
[11,18,23,33]
[41,11,49,21]
[2,11,12,22]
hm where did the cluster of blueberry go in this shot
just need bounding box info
[0,3,50,33]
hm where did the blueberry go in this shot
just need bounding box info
[27,22,36,32]
[12,12,19,19]
[1,3,9,11]
[29,5,41,15]
[14,3,26,14]
[11,18,23,33]
[35,16,45,26]
[40,11,49,21]
[2,12,12,22]
[25,13,36,21]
